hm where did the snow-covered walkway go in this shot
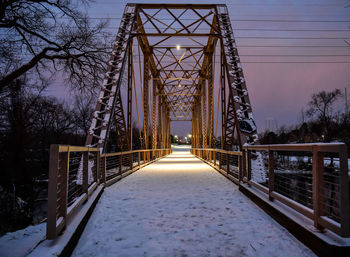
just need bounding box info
[72,146,315,257]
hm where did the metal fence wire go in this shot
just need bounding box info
[228,154,239,177]
[105,155,121,179]
[67,152,83,208]
[321,153,341,223]
[273,151,313,210]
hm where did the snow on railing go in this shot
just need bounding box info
[191,143,350,238]
[46,145,172,239]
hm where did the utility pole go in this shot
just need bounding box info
[345,87,349,118]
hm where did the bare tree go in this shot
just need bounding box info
[306,89,342,140]
[0,0,111,92]
[73,93,95,137]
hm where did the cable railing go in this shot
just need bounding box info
[191,148,244,183]
[47,145,171,239]
[191,143,350,238]
[101,149,172,185]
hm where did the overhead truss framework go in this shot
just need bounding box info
[86,3,258,153]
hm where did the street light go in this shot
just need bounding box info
[176,44,181,50]
[188,134,192,138]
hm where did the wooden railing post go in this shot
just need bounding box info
[339,145,350,237]
[47,145,59,239]
[119,154,122,175]
[101,156,106,184]
[312,146,324,231]
[246,150,251,182]
[238,155,242,183]
[226,153,230,175]
[130,152,133,170]
[242,149,247,180]
[138,152,141,166]
[268,149,274,201]
[214,150,216,166]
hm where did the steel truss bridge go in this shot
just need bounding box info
[37,4,350,257]
[86,3,257,154]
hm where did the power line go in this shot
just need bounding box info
[93,2,346,7]
[4,32,350,41]
[64,27,350,32]
[155,44,350,48]
[56,16,350,23]
[102,35,350,40]
[136,52,350,57]
[233,28,350,32]
[231,19,350,23]
[239,54,350,57]
[2,27,349,32]
[9,55,350,64]
[235,36,350,39]
[236,45,350,48]
[241,61,350,63]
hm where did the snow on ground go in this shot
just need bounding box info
[72,146,315,257]
[0,223,45,257]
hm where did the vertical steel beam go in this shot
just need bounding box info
[192,105,196,148]
[207,53,214,148]
[167,107,171,148]
[195,100,201,148]
[201,77,207,149]
[221,48,226,150]
[162,100,166,148]
[157,95,162,148]
[127,39,133,150]
[152,79,158,155]
[197,97,202,148]
[143,54,150,151]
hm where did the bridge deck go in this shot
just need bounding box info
[72,146,315,257]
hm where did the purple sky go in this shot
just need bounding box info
[51,0,350,137]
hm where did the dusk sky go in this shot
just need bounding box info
[50,0,350,136]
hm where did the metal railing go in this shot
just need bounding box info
[47,145,171,239]
[101,149,172,184]
[192,143,350,238]
[191,148,244,183]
